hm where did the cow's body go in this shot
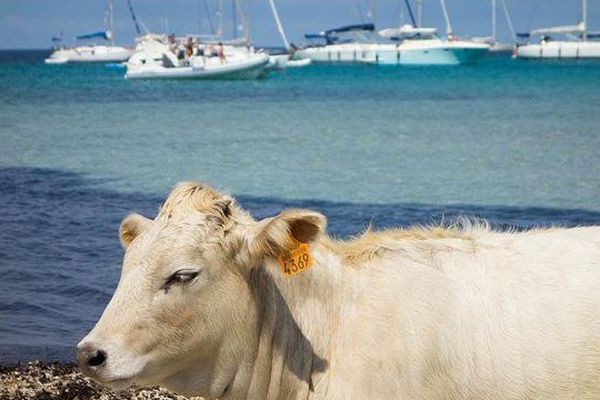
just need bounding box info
[311,227,600,399]
[75,183,600,399]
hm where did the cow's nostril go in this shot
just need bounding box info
[88,349,107,367]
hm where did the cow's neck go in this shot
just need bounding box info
[244,239,342,399]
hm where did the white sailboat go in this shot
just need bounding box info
[294,0,380,63]
[293,24,378,63]
[470,0,516,52]
[44,0,132,64]
[517,0,600,59]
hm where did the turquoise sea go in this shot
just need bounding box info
[0,50,599,363]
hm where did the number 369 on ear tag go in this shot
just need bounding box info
[277,238,314,277]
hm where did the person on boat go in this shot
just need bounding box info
[168,34,178,55]
[206,45,214,58]
[184,37,194,65]
[218,42,226,63]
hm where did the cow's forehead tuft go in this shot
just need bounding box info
[158,181,224,219]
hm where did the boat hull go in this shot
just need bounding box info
[267,54,311,69]
[297,41,489,65]
[125,54,269,80]
[287,58,312,67]
[267,54,291,70]
[45,46,133,64]
[295,44,375,63]
[368,44,489,65]
[517,41,600,59]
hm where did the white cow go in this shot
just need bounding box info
[76,182,600,399]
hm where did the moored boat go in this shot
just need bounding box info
[294,24,378,63]
[45,45,132,64]
[44,0,132,64]
[125,49,269,79]
[516,0,600,59]
[368,25,489,65]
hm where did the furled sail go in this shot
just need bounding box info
[530,22,585,36]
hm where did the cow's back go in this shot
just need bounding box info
[327,227,600,399]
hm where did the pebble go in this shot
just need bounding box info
[0,361,204,400]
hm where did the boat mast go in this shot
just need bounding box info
[499,0,516,42]
[232,0,237,39]
[235,0,250,43]
[439,0,453,36]
[492,0,496,41]
[416,0,423,27]
[126,0,145,36]
[582,0,587,41]
[106,0,115,45]
[368,0,377,22]
[217,0,224,39]
[267,0,290,49]
[404,0,417,26]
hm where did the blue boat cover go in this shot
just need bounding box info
[76,31,110,41]
[305,23,375,44]
[325,23,375,35]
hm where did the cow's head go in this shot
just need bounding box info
[75,182,325,396]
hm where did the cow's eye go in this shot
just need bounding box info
[164,269,199,289]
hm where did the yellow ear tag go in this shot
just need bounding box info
[277,237,313,277]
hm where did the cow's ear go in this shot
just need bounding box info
[119,213,152,249]
[245,209,326,262]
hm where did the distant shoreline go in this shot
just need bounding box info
[0,48,51,52]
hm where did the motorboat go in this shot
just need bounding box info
[297,0,489,66]
[44,0,132,64]
[516,0,600,59]
[125,47,269,79]
[367,25,489,65]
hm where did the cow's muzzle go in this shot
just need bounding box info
[75,343,108,371]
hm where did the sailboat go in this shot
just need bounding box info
[293,0,381,63]
[516,0,600,59]
[44,0,133,64]
[293,24,381,63]
[470,0,516,52]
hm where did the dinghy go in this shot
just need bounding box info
[125,50,269,80]
[264,0,311,69]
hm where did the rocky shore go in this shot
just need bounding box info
[0,361,201,399]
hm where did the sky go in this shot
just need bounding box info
[1,0,598,49]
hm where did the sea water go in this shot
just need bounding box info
[0,50,599,363]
